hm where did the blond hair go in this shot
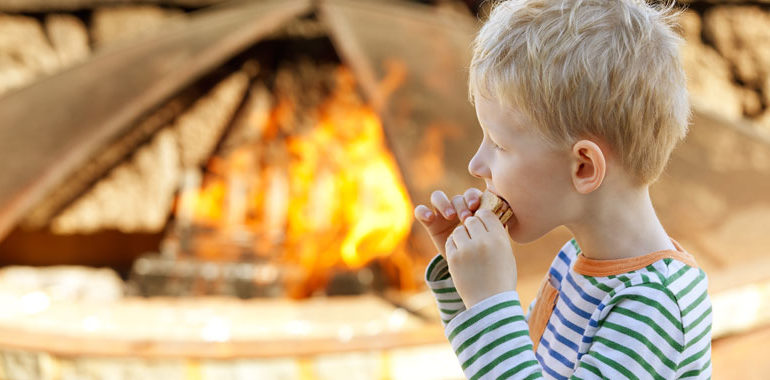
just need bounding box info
[469,0,690,185]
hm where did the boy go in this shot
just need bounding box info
[413,0,712,378]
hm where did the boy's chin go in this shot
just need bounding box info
[505,219,542,244]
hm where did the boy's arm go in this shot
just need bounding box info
[425,253,467,327]
[441,284,711,379]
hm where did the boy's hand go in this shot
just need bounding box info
[445,209,517,309]
[414,188,483,260]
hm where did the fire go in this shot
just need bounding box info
[175,66,415,297]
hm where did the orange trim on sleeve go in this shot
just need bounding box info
[527,274,559,352]
[572,238,698,277]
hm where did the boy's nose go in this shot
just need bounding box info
[468,151,489,179]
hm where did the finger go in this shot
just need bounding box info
[475,208,505,233]
[445,234,457,255]
[463,215,488,238]
[451,224,471,246]
[464,188,483,211]
[452,195,472,222]
[430,190,456,220]
[414,205,435,223]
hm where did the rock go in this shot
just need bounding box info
[678,10,743,120]
[50,71,249,234]
[90,5,187,46]
[740,87,763,118]
[51,128,181,234]
[703,6,770,88]
[44,14,90,67]
[0,0,224,13]
[0,14,60,95]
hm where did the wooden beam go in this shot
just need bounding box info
[0,0,312,242]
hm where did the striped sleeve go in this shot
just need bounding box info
[425,254,467,327]
[669,266,712,378]
[441,282,707,379]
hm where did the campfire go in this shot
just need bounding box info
[0,1,485,377]
[137,63,418,299]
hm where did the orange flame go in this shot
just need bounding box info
[174,66,415,296]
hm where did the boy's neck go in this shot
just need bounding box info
[566,186,675,261]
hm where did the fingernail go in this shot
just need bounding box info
[423,210,434,221]
[446,209,455,218]
[461,211,471,220]
[469,199,479,208]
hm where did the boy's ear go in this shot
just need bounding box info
[570,140,606,194]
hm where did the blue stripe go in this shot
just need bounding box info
[582,336,592,344]
[549,267,563,283]
[553,307,585,335]
[565,273,602,305]
[557,250,571,266]
[589,319,598,328]
[546,322,579,352]
[535,352,569,380]
[540,336,576,370]
[560,292,593,319]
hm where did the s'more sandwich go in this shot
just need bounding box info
[478,189,513,225]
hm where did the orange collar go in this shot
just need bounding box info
[572,238,698,277]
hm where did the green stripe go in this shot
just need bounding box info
[667,265,690,285]
[589,351,639,380]
[612,307,683,351]
[607,293,681,329]
[602,321,676,370]
[593,336,667,380]
[439,308,458,314]
[433,286,458,294]
[646,264,666,283]
[438,298,464,304]
[681,291,708,317]
[675,270,705,299]
[617,275,632,287]
[636,283,678,304]
[456,315,525,355]
[426,256,444,280]
[577,361,604,378]
[521,372,543,380]
[470,348,534,380]
[678,343,710,369]
[461,330,529,369]
[497,361,542,380]
[448,300,520,341]
[583,275,613,293]
[685,324,711,350]
[680,358,711,378]
[684,306,712,334]
[570,238,581,253]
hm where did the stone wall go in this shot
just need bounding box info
[0,5,191,96]
[679,1,770,133]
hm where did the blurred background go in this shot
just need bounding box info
[0,0,767,378]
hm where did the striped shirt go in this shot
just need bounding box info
[425,238,712,379]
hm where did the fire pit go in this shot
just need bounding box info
[0,1,484,378]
